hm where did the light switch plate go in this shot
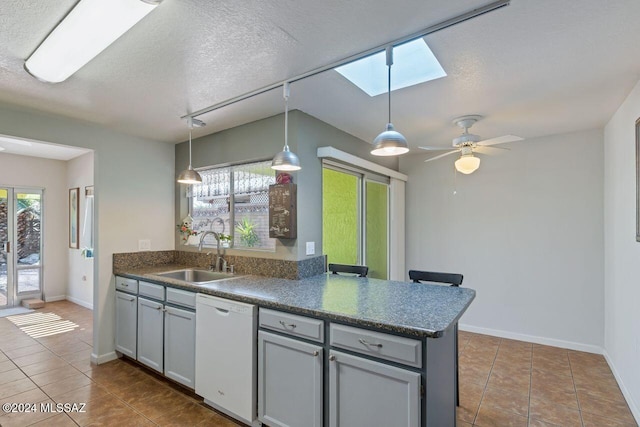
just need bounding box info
[306,241,315,256]
[138,239,151,251]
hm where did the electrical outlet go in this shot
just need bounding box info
[138,239,151,251]
[306,241,315,256]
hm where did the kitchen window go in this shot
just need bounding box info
[188,161,276,251]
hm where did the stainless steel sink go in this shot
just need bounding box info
[154,268,238,284]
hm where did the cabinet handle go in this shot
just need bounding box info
[123,283,129,287]
[156,306,162,310]
[358,338,383,348]
[279,320,296,329]
[313,350,319,357]
[329,354,336,361]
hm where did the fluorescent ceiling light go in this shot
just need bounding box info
[24,0,162,83]
[335,39,446,96]
[0,135,32,146]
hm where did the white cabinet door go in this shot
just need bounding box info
[258,331,323,427]
[164,305,196,388]
[329,350,421,427]
[115,291,137,358]
[137,297,164,373]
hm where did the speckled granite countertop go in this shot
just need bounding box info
[115,264,475,338]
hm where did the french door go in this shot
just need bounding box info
[322,163,389,279]
[0,187,43,308]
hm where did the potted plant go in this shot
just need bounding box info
[218,233,232,248]
[177,222,199,245]
[235,217,260,247]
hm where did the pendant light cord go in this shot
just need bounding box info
[283,82,290,150]
[188,117,193,166]
[386,46,393,124]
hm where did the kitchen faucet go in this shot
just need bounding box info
[198,231,224,271]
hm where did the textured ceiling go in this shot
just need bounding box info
[0,0,639,157]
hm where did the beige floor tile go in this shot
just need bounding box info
[480,386,529,417]
[0,399,59,427]
[0,386,49,405]
[0,378,38,400]
[30,364,82,387]
[581,410,639,427]
[12,350,58,368]
[578,392,637,424]
[475,404,529,427]
[129,388,193,421]
[487,365,531,394]
[40,372,93,398]
[0,369,26,385]
[2,343,47,360]
[529,397,582,427]
[531,369,575,392]
[50,383,111,405]
[29,413,78,426]
[530,381,578,409]
[457,381,484,424]
[153,401,220,426]
[20,356,68,377]
[575,380,626,403]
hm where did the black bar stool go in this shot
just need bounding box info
[328,263,369,277]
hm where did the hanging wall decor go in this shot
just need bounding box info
[69,187,79,249]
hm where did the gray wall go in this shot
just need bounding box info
[176,110,398,260]
[400,128,605,352]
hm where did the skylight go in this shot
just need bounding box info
[335,39,446,96]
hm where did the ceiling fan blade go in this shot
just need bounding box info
[474,145,509,155]
[477,135,523,146]
[418,145,456,151]
[424,150,459,163]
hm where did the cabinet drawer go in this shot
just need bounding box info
[166,287,196,309]
[139,281,165,301]
[259,308,324,343]
[115,276,138,294]
[330,324,422,368]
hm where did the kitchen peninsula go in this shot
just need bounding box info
[114,258,475,427]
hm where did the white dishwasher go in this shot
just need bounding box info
[195,294,257,425]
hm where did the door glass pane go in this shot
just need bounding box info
[17,269,40,294]
[323,168,359,265]
[0,189,8,307]
[366,181,388,279]
[16,192,41,294]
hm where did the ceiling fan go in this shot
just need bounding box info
[419,115,523,174]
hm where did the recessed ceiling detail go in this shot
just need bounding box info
[334,39,446,97]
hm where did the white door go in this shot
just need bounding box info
[0,187,44,308]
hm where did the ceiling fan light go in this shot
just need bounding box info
[371,123,409,156]
[177,165,202,184]
[455,155,480,174]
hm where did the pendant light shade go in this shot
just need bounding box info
[371,46,409,157]
[272,82,301,171]
[455,154,481,174]
[177,117,203,184]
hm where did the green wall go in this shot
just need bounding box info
[366,181,388,279]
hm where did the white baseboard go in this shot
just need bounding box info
[65,296,93,310]
[459,323,603,354]
[90,351,118,365]
[44,295,66,302]
[603,350,640,424]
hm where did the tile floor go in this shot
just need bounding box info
[0,301,637,426]
[0,301,241,426]
[457,331,638,426]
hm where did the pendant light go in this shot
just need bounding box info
[177,117,204,184]
[272,82,301,171]
[371,46,409,156]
